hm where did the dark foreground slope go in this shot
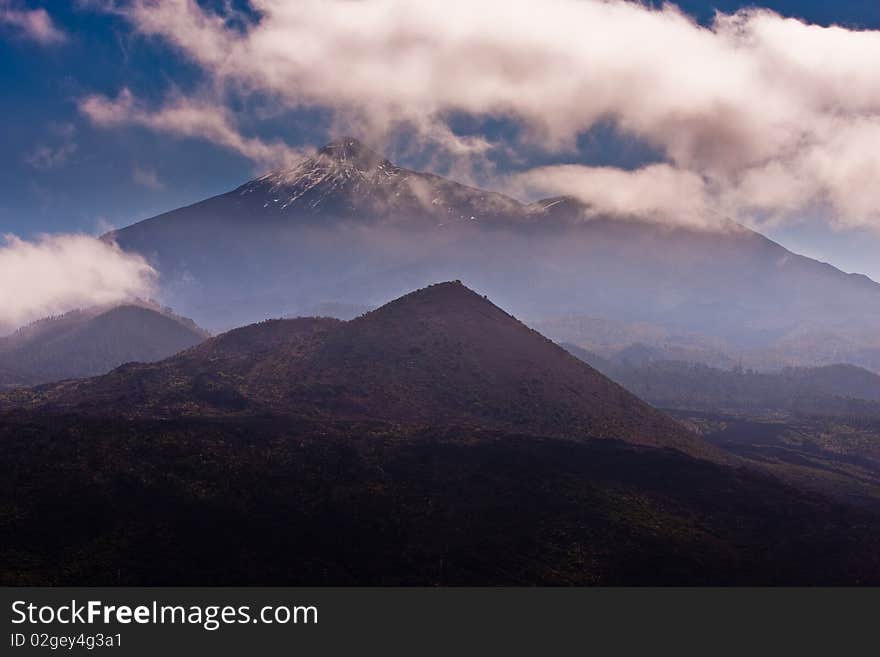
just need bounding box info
[3,414,879,586]
[2,283,879,585]
[562,345,880,512]
[0,304,208,387]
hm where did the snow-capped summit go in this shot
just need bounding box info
[233,137,522,224]
[239,136,403,213]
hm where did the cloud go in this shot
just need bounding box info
[514,164,715,228]
[79,88,304,168]
[0,1,67,44]
[85,0,880,229]
[0,234,156,333]
[131,164,164,189]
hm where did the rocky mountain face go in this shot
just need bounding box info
[105,138,880,371]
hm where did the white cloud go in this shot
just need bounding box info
[0,234,156,333]
[0,0,66,44]
[514,164,715,228]
[80,88,304,168]
[83,0,880,229]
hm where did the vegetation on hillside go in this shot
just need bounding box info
[0,304,208,387]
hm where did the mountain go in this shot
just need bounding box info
[3,282,880,585]
[563,344,880,416]
[4,282,710,459]
[0,303,208,387]
[103,137,534,329]
[104,138,880,372]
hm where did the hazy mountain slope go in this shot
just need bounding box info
[535,317,734,367]
[527,199,880,349]
[3,282,712,459]
[563,345,880,416]
[0,304,208,387]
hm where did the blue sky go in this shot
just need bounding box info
[2,0,880,280]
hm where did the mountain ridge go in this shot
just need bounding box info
[0,281,718,461]
[564,342,880,413]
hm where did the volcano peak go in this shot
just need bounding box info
[316,136,387,170]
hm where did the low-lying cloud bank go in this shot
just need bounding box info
[0,234,156,333]
[78,0,880,230]
[513,164,717,228]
